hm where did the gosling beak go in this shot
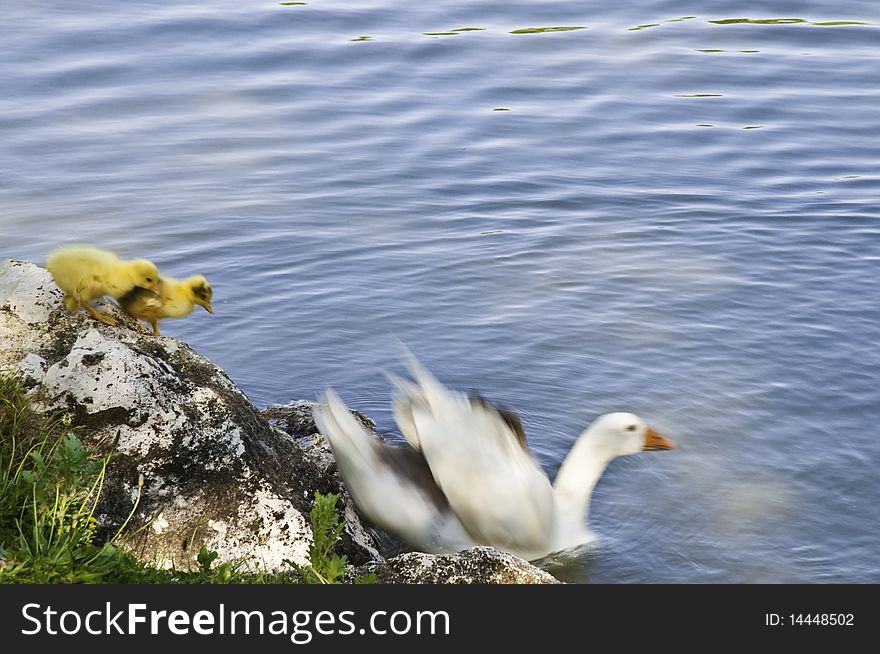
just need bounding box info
[642,427,675,452]
[197,299,214,313]
[148,284,160,295]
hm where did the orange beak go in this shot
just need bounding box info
[149,284,160,295]
[196,298,213,313]
[642,427,675,452]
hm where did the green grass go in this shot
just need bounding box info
[0,373,373,584]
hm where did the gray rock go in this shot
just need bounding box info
[367,546,560,584]
[263,400,379,478]
[0,259,380,572]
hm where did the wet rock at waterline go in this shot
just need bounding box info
[365,547,561,584]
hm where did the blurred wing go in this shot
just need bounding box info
[386,371,425,449]
[313,389,471,553]
[401,353,555,559]
[468,393,528,451]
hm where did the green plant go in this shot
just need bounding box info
[287,491,349,583]
[285,491,375,584]
[0,375,134,582]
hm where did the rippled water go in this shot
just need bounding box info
[3,1,879,582]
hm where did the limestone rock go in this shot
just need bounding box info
[368,547,560,584]
[0,259,380,572]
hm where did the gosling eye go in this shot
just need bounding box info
[146,276,154,283]
[625,424,637,432]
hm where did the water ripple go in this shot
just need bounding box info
[2,0,878,583]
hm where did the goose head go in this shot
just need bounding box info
[128,259,160,294]
[586,412,675,458]
[551,412,675,552]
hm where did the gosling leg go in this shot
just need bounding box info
[75,277,117,326]
[150,320,161,335]
[81,300,118,326]
[63,294,79,311]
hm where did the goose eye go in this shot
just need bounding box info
[625,425,637,432]
[146,276,154,282]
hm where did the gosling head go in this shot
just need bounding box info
[129,260,160,294]
[187,275,213,313]
[587,412,675,458]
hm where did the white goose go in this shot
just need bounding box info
[313,354,674,561]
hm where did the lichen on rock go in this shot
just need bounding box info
[365,546,561,584]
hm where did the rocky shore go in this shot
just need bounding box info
[0,259,556,584]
